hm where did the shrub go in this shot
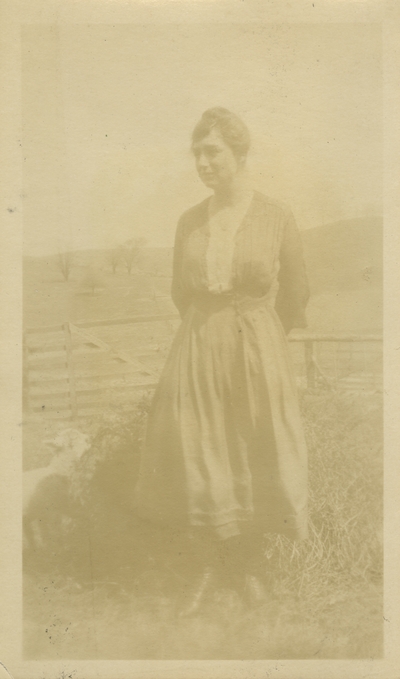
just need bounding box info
[79,265,106,295]
[70,395,151,508]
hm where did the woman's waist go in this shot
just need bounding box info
[190,290,276,316]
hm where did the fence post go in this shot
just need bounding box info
[23,332,30,413]
[305,340,316,389]
[63,322,78,419]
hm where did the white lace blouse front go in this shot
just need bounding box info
[205,192,254,294]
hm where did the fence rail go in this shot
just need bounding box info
[23,313,383,420]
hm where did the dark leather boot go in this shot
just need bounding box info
[178,565,216,618]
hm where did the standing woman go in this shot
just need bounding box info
[134,108,309,615]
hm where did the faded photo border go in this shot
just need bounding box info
[1,0,399,678]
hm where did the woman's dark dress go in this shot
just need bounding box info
[134,191,309,540]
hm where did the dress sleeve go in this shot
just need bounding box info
[274,209,310,334]
[171,216,191,319]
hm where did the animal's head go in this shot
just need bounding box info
[44,429,91,467]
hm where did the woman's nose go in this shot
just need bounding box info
[197,152,209,169]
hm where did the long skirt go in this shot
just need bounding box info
[134,293,308,541]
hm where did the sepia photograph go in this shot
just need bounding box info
[19,20,385,662]
[2,0,399,675]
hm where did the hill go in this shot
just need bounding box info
[301,216,382,334]
[301,216,382,296]
[23,216,382,334]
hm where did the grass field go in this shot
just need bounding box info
[23,246,383,659]
[23,389,383,660]
[23,256,176,330]
[23,228,382,334]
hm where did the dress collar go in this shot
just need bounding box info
[199,190,264,235]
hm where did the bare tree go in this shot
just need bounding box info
[57,251,74,281]
[80,266,106,295]
[122,237,147,274]
[106,247,123,274]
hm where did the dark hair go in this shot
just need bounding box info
[191,107,251,160]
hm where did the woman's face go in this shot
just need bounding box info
[192,127,242,191]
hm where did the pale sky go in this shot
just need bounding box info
[22,23,382,256]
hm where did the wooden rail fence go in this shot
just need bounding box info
[23,314,383,420]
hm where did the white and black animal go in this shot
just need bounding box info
[23,428,91,552]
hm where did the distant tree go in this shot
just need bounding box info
[122,237,147,275]
[80,265,106,295]
[106,247,123,274]
[57,251,74,281]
